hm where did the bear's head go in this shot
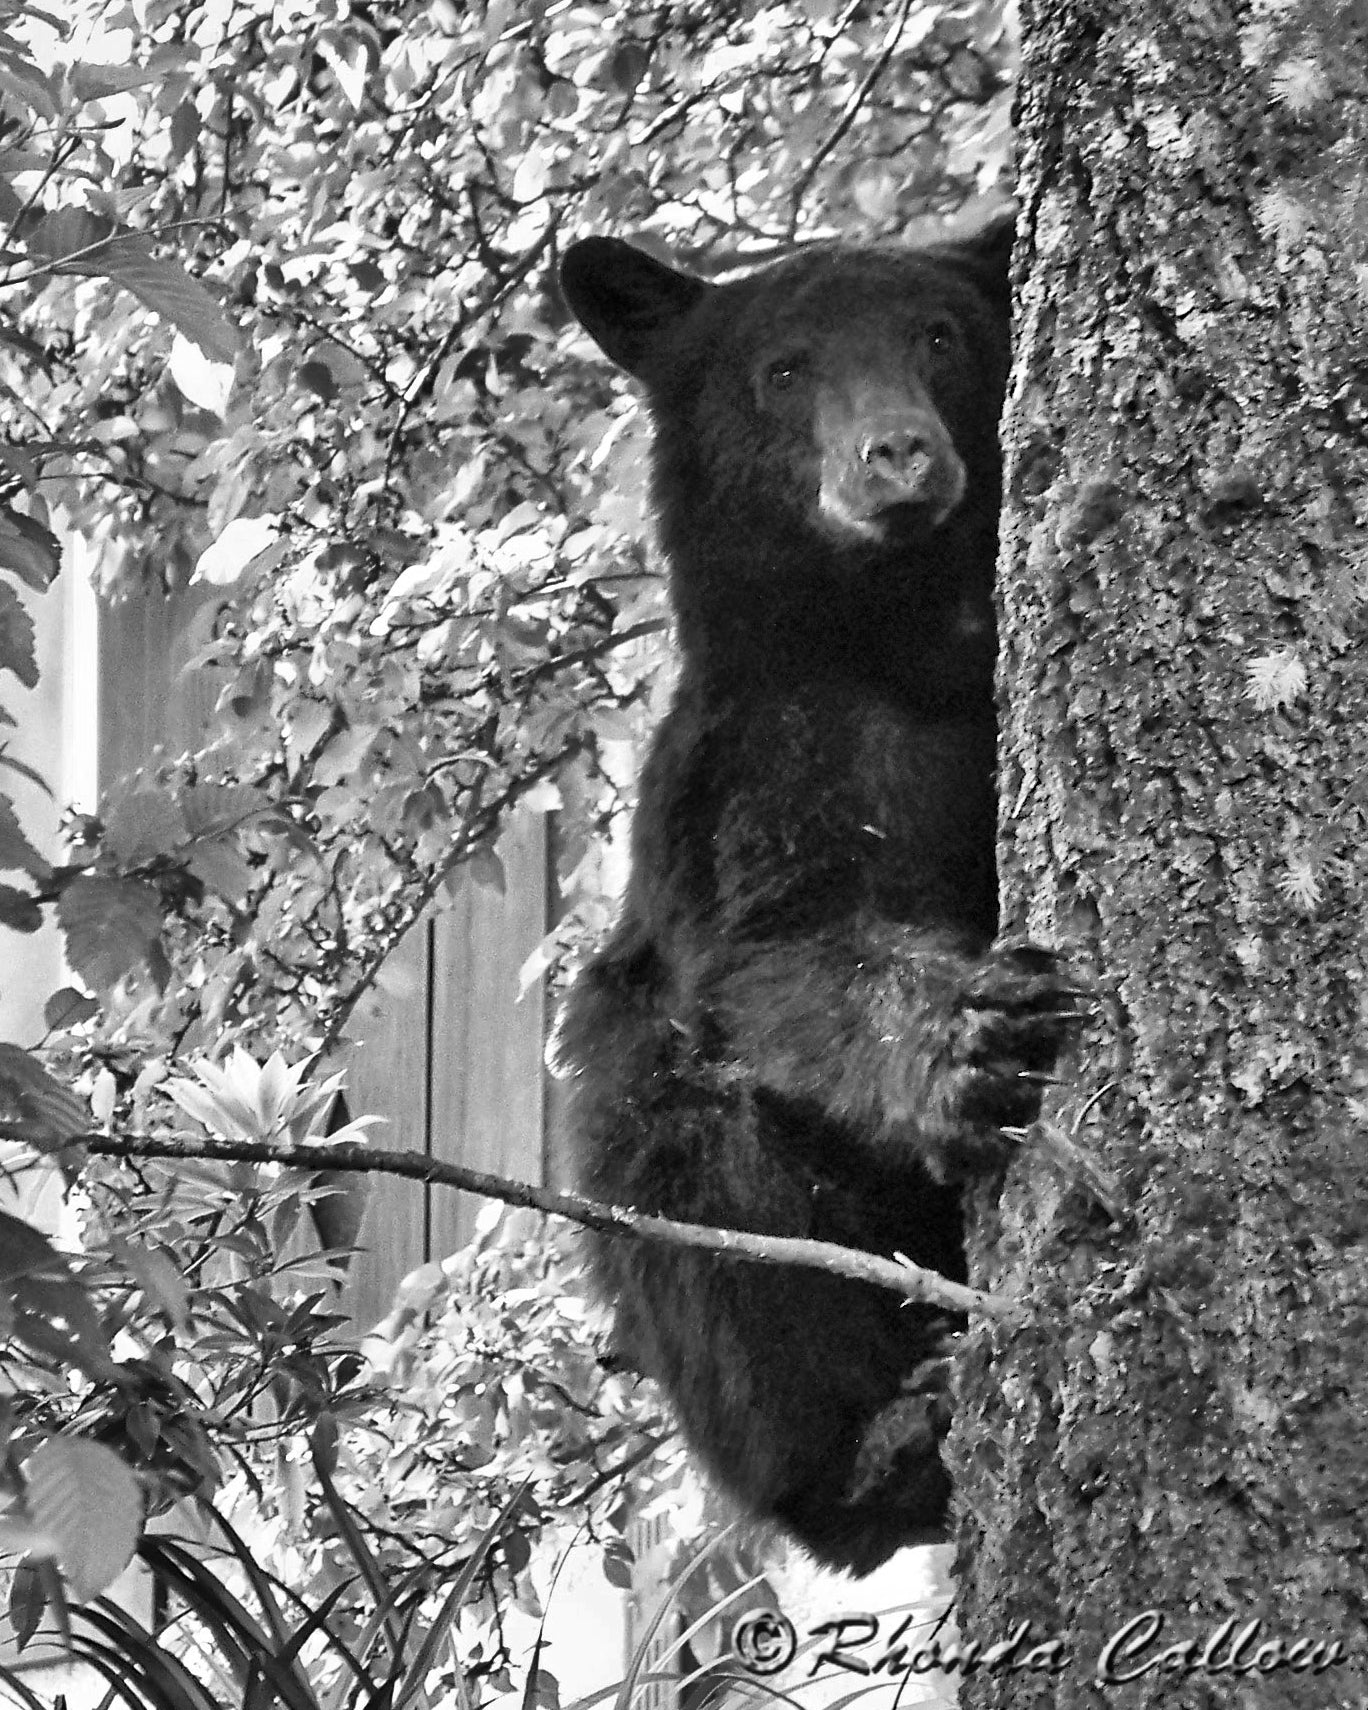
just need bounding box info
[560,219,1014,694]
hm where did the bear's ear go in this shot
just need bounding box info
[561,237,708,377]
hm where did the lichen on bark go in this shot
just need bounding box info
[950,5,1368,1705]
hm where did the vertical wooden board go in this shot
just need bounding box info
[542,803,577,1195]
[0,569,74,1046]
[161,591,225,760]
[95,581,438,1330]
[96,585,162,788]
[93,584,557,1318]
[623,1511,679,1710]
[428,811,550,1256]
[338,923,433,1328]
[97,583,223,788]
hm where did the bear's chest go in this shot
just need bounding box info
[848,702,999,935]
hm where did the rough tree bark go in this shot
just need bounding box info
[950,6,1368,1706]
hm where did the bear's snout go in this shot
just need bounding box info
[861,416,962,500]
[821,409,967,536]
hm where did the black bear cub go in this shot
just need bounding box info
[555,220,1072,1575]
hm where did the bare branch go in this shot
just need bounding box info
[80,1129,1017,1320]
[785,0,919,238]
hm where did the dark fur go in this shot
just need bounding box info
[554,224,1071,1574]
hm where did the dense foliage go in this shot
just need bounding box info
[0,0,1014,1692]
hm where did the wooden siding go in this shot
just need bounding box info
[97,580,553,1329]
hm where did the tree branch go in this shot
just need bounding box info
[81,1130,1018,1320]
[785,0,919,238]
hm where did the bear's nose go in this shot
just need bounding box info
[861,427,936,487]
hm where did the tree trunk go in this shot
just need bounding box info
[951,6,1368,1705]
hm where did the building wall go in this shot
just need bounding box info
[91,573,554,1323]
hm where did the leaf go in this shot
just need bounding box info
[394,1479,536,1704]
[283,697,332,766]
[177,781,271,838]
[56,875,164,991]
[0,1043,89,1147]
[109,1238,190,1332]
[315,28,371,110]
[168,96,199,165]
[0,504,60,590]
[350,258,385,293]
[0,1208,67,1283]
[24,210,240,365]
[168,331,234,414]
[0,47,58,121]
[103,786,188,864]
[162,1075,252,1143]
[12,1274,119,1381]
[0,580,37,688]
[0,749,53,796]
[312,721,379,787]
[521,778,562,813]
[0,881,41,932]
[466,845,506,894]
[65,60,160,101]
[0,313,44,362]
[297,358,337,399]
[7,1560,46,1650]
[192,514,281,585]
[606,42,649,94]
[0,795,49,880]
[184,838,255,905]
[22,1438,142,1602]
[44,987,100,1031]
[0,446,38,490]
[91,1066,116,1124]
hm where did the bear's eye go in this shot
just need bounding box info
[924,316,959,353]
[764,356,806,392]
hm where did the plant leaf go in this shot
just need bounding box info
[177,782,271,838]
[25,210,240,364]
[0,580,37,688]
[0,1043,89,1147]
[103,786,188,864]
[192,514,281,586]
[22,1438,142,1603]
[109,1238,190,1332]
[57,875,164,991]
[0,881,41,932]
[0,47,59,121]
[0,792,52,878]
[184,838,255,905]
[0,1208,68,1283]
[7,1560,47,1652]
[0,504,60,590]
[44,986,100,1031]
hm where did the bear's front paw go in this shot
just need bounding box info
[929,939,1084,1175]
[846,1337,958,1504]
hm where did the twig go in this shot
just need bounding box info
[786,0,919,238]
[379,215,560,502]
[80,1129,1019,1321]
[1,218,224,290]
